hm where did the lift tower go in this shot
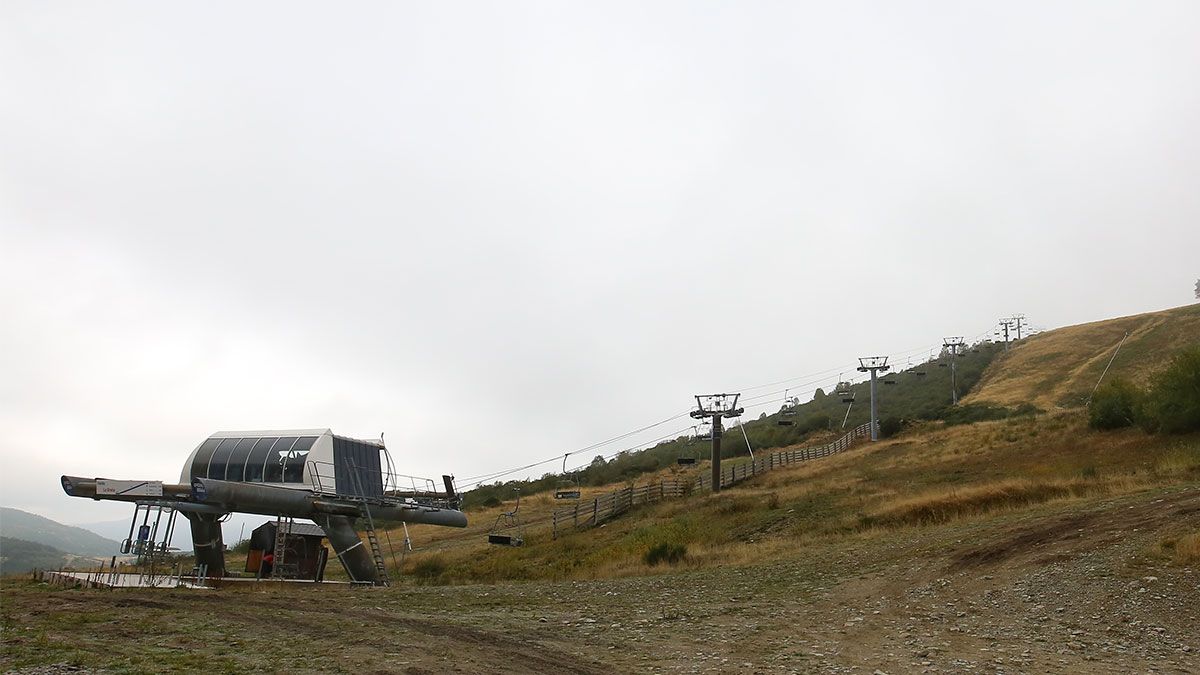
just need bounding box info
[856,357,891,441]
[690,394,744,493]
[1011,314,1027,341]
[998,318,1016,350]
[943,337,966,404]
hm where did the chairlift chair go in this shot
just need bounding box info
[486,489,525,547]
[835,380,855,404]
[554,482,581,500]
[553,455,581,500]
[777,392,799,426]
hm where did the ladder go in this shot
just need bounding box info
[358,501,391,586]
[272,516,299,579]
[347,462,390,587]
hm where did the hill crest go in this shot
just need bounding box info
[966,303,1200,409]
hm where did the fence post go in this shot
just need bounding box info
[593,498,599,526]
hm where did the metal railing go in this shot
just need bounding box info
[306,460,443,505]
[551,423,873,538]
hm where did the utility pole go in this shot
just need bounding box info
[943,337,965,404]
[690,394,743,493]
[1011,314,1026,341]
[997,318,1015,350]
[856,357,890,441]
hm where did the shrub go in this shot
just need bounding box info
[879,416,905,438]
[643,542,687,566]
[1142,346,1200,434]
[1088,377,1142,430]
[410,555,447,580]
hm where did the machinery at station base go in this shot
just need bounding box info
[61,428,467,586]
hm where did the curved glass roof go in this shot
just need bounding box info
[189,435,317,484]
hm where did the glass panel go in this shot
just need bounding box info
[244,437,277,483]
[225,437,257,481]
[189,438,221,480]
[265,437,297,483]
[284,436,316,483]
[207,438,240,480]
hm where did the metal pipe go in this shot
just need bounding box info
[61,476,192,501]
[314,514,378,584]
[192,478,468,527]
[869,369,879,441]
[185,513,226,578]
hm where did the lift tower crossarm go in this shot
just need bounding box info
[691,394,744,493]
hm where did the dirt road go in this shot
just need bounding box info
[4,485,1198,674]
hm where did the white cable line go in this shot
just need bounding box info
[462,324,1002,489]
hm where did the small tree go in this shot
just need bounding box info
[879,416,905,438]
[1142,346,1200,434]
[1088,377,1142,430]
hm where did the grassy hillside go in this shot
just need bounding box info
[396,409,1200,583]
[966,303,1200,409]
[0,508,121,557]
[466,340,1007,508]
[0,538,72,575]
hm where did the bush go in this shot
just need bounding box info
[879,416,905,438]
[643,542,687,566]
[1142,346,1200,434]
[410,555,448,580]
[1088,377,1142,430]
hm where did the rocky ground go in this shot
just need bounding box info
[3,484,1198,674]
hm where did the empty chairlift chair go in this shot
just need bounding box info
[836,380,855,404]
[487,489,524,547]
[554,455,581,500]
[678,426,704,465]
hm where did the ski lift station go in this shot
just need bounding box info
[60,428,467,587]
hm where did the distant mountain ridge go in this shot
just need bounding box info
[0,537,73,575]
[0,507,121,557]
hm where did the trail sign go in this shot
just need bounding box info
[96,480,163,497]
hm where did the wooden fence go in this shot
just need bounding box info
[551,478,689,538]
[552,422,873,538]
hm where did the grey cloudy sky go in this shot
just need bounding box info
[2,1,1198,525]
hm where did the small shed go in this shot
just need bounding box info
[246,521,329,581]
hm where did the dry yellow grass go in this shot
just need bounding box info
[1172,533,1200,565]
[384,409,1199,584]
[965,303,1200,409]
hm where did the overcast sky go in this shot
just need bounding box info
[2,1,1198,527]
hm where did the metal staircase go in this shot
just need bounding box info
[272,516,299,579]
[347,462,391,587]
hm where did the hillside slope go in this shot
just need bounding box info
[0,537,71,575]
[398,409,1200,583]
[965,303,1200,409]
[0,508,120,557]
